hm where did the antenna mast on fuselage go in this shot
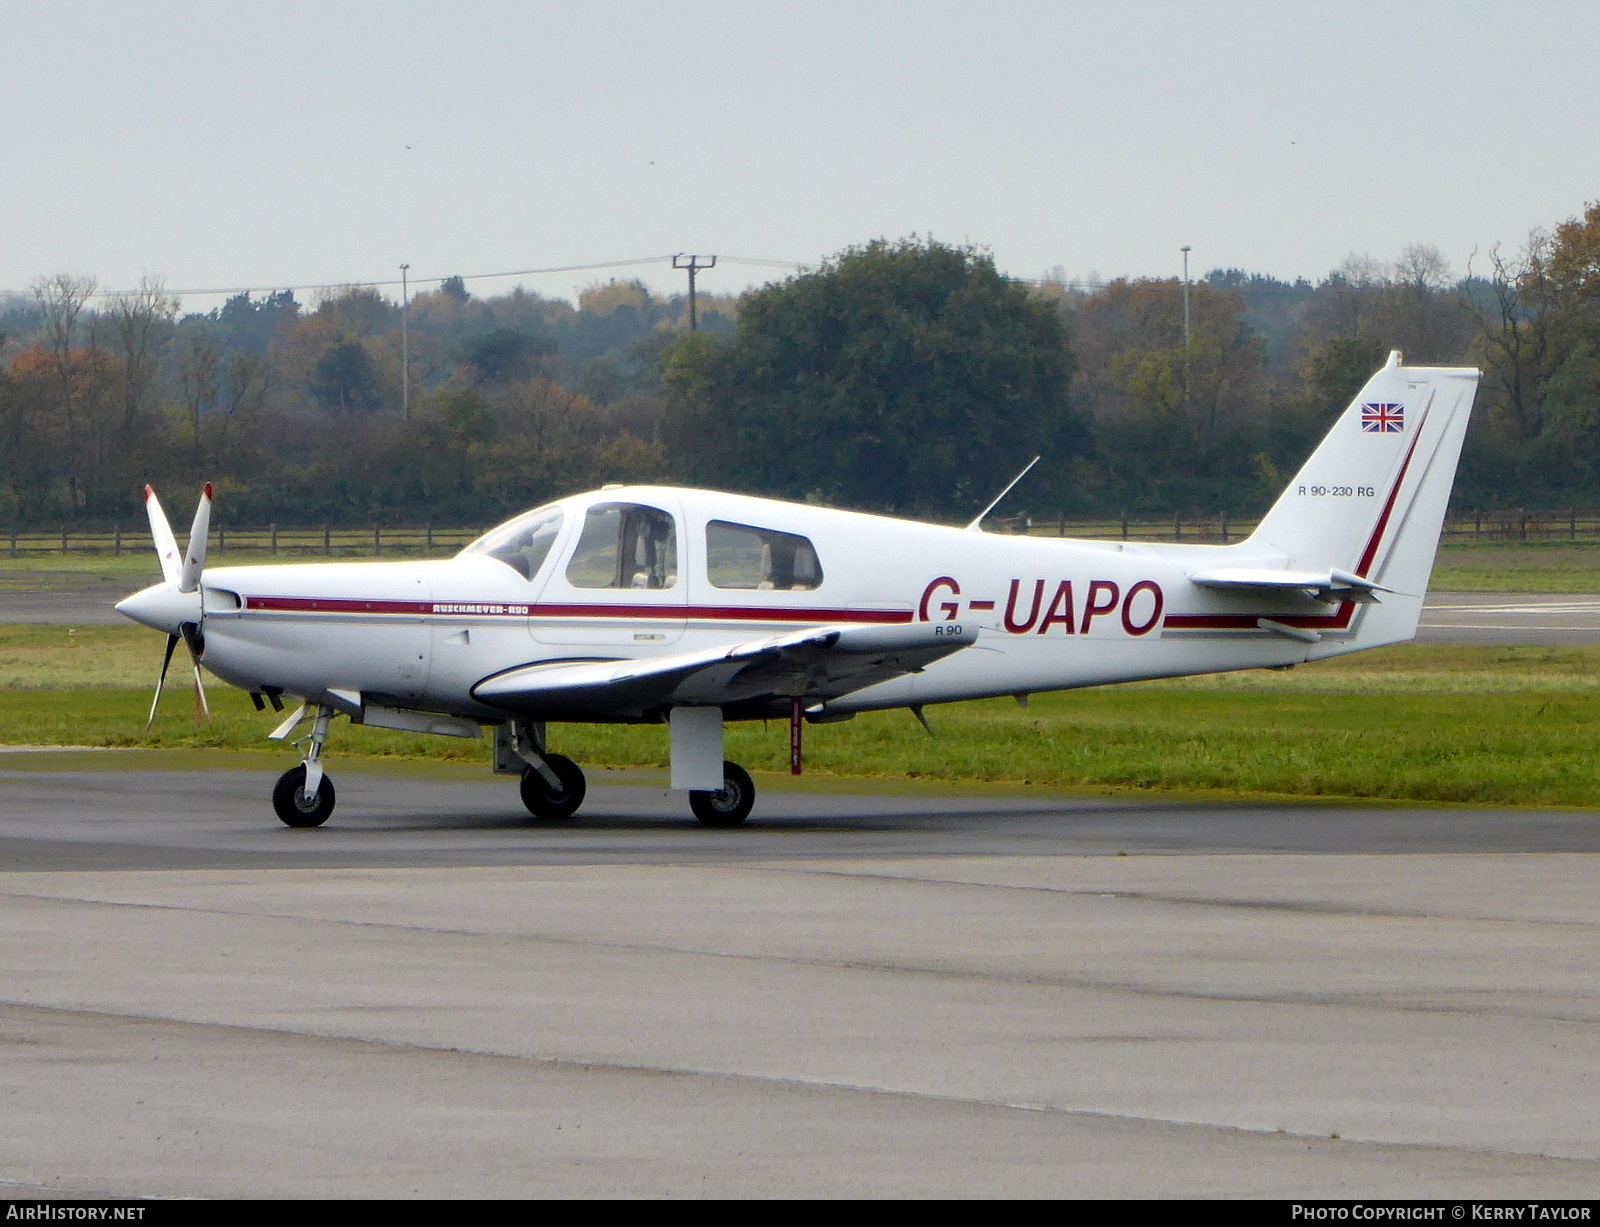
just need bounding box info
[964,456,1041,532]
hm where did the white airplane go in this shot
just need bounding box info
[117,354,1479,828]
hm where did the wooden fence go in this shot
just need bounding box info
[3,523,485,559]
[6,510,1600,558]
[984,509,1600,545]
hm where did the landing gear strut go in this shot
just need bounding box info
[272,704,336,827]
[690,761,755,828]
[519,753,586,820]
[504,720,587,821]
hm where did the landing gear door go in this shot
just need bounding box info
[531,498,688,647]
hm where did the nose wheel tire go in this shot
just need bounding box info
[520,753,587,820]
[690,761,755,827]
[272,764,336,828]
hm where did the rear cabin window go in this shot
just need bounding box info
[706,521,823,591]
[566,503,678,590]
[462,505,564,580]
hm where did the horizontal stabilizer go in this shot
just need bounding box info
[1188,566,1390,604]
[473,621,978,719]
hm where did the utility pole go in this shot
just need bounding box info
[672,254,716,330]
[399,263,411,420]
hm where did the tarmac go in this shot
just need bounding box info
[0,754,1597,1198]
[1415,592,1600,645]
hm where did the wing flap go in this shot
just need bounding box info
[472,622,978,719]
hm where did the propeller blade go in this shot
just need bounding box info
[146,633,179,731]
[190,659,210,724]
[178,482,213,594]
[179,622,210,726]
[143,486,182,587]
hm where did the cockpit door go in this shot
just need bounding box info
[530,499,688,646]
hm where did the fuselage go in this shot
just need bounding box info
[120,484,1411,723]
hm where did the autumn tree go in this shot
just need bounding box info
[662,239,1078,516]
[32,274,101,509]
[1488,205,1600,491]
[310,338,382,414]
[1065,277,1265,510]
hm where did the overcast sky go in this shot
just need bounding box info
[3,0,1598,310]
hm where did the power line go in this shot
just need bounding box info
[1,253,813,303]
[0,254,1120,304]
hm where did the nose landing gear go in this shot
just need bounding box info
[272,762,336,827]
[270,703,337,828]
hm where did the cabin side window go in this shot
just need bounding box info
[462,505,564,581]
[705,521,824,591]
[566,503,678,590]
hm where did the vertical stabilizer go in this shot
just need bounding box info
[1249,355,1478,591]
[1245,354,1479,651]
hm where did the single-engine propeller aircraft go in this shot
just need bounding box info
[117,354,1479,828]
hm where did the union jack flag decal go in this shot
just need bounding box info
[1361,402,1404,432]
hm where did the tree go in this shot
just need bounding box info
[312,286,393,336]
[31,274,99,508]
[458,328,554,384]
[662,238,1079,515]
[216,290,299,353]
[1464,205,1600,499]
[178,329,220,451]
[310,337,382,414]
[106,276,176,430]
[1066,277,1265,510]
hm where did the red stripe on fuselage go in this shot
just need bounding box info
[240,595,911,625]
[245,597,436,615]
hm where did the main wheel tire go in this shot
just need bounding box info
[690,761,755,828]
[519,752,586,820]
[272,764,335,828]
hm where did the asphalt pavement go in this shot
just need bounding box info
[0,753,1597,1197]
[1415,592,1600,644]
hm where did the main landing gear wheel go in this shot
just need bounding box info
[272,764,336,828]
[520,752,587,821]
[690,761,755,828]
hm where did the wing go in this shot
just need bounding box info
[1187,566,1390,604]
[472,621,978,720]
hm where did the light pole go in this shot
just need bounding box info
[1180,246,1191,352]
[399,263,411,421]
[1180,246,1192,408]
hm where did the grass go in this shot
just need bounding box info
[1426,542,1600,593]
[0,625,164,689]
[0,549,449,590]
[5,627,1600,807]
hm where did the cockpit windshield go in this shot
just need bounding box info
[460,504,564,580]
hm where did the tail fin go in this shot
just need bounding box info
[1245,353,1479,651]
[1250,353,1478,589]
